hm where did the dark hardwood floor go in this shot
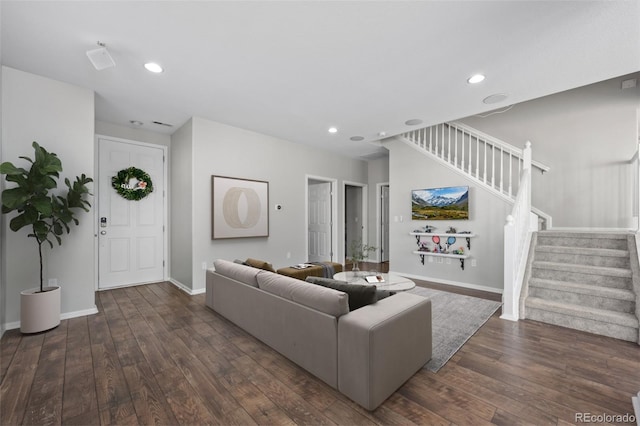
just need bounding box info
[1,265,638,425]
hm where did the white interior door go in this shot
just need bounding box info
[98,137,165,289]
[308,181,332,262]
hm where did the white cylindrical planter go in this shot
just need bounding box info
[20,286,61,333]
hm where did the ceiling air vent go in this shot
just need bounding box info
[152,121,173,127]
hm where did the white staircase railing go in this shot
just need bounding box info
[402,121,549,198]
[401,120,551,227]
[502,142,538,321]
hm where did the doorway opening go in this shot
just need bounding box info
[344,182,368,263]
[377,183,390,263]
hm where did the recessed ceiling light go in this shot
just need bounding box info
[467,74,485,84]
[144,62,164,73]
[350,136,364,141]
[405,119,423,126]
[328,127,338,134]
[129,120,143,126]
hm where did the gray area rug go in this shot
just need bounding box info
[407,286,502,372]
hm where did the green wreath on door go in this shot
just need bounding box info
[112,167,154,201]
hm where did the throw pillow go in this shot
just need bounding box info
[245,258,276,272]
[306,276,377,311]
[376,290,394,301]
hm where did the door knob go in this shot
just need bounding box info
[100,230,107,235]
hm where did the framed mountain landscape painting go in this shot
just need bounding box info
[411,186,469,220]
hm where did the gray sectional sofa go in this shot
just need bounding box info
[205,259,432,410]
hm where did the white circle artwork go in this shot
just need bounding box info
[222,187,261,229]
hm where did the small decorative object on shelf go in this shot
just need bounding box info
[446,226,457,234]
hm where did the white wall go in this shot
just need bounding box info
[95,120,171,147]
[460,72,640,229]
[171,116,368,292]
[387,139,510,293]
[170,119,194,287]
[2,67,96,327]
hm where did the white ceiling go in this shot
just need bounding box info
[2,1,639,160]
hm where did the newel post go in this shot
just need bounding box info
[502,215,517,320]
[523,141,532,209]
[637,141,640,233]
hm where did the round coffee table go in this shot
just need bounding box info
[333,271,416,292]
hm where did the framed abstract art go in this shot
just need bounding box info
[211,175,269,239]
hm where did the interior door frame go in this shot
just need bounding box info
[376,182,390,263]
[343,181,368,262]
[305,175,338,263]
[94,134,169,290]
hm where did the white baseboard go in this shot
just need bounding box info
[392,271,503,295]
[500,312,518,321]
[3,305,99,331]
[169,279,205,295]
[3,321,20,331]
[61,306,99,320]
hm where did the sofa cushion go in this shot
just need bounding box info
[245,258,276,272]
[257,272,349,318]
[306,277,378,311]
[213,259,260,287]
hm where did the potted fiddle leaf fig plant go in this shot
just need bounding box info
[1,141,92,333]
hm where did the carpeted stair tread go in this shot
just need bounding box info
[532,261,632,277]
[536,232,630,250]
[535,245,629,258]
[526,297,638,328]
[528,278,636,301]
[537,231,629,239]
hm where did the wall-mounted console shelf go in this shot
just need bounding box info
[411,251,470,269]
[409,232,476,270]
